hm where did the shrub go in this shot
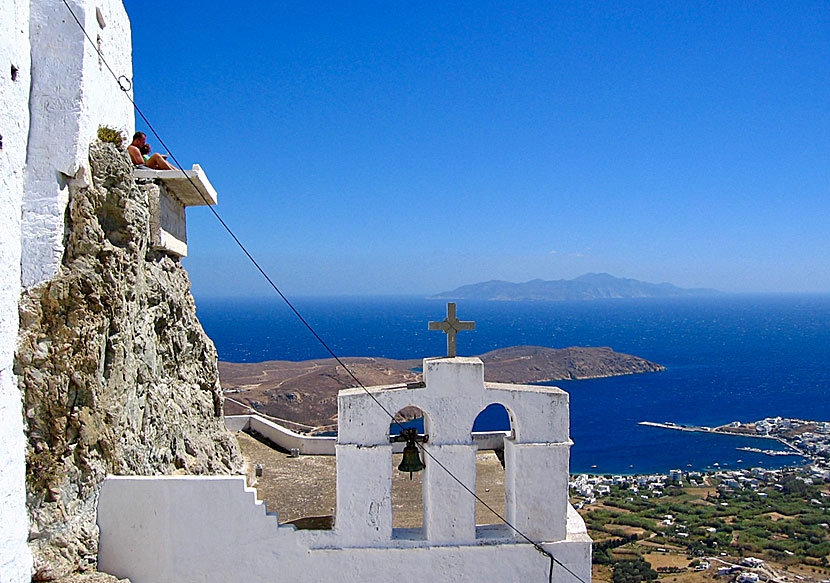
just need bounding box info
[97,125,125,149]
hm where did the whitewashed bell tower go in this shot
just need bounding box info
[336,303,578,548]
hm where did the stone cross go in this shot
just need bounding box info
[429,302,475,357]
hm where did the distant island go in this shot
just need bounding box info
[432,273,721,301]
[220,345,664,427]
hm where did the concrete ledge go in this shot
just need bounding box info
[134,164,217,206]
[157,228,187,257]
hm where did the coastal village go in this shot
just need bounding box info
[570,417,830,583]
[639,418,830,461]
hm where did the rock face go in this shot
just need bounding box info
[15,142,243,580]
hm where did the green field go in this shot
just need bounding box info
[577,474,830,582]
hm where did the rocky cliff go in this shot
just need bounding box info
[15,142,243,580]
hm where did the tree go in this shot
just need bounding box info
[612,558,658,583]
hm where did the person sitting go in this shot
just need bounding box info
[127,131,175,170]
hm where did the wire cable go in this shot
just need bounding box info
[60,4,588,581]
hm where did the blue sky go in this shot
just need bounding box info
[123,1,829,297]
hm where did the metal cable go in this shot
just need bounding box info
[60,4,589,581]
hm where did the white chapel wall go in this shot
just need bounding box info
[98,476,593,583]
[22,0,134,288]
[0,0,34,580]
[335,358,572,545]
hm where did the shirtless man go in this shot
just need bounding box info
[127,131,175,170]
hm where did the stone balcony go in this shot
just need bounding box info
[134,165,217,257]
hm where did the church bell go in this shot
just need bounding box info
[398,440,426,478]
[392,427,427,479]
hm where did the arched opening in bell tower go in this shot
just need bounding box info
[390,406,429,538]
[472,403,512,533]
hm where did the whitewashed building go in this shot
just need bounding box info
[2,1,135,580]
[2,1,217,579]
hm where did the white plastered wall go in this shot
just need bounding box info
[97,477,593,583]
[22,0,134,288]
[0,0,34,580]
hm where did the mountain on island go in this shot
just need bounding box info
[432,273,721,301]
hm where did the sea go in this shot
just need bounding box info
[195,294,830,475]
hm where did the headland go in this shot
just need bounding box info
[219,345,664,427]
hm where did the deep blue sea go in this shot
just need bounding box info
[196,294,830,475]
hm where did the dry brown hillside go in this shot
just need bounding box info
[220,345,664,428]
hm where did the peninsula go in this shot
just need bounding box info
[432,272,721,301]
[220,345,664,427]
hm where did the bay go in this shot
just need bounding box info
[196,294,830,474]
